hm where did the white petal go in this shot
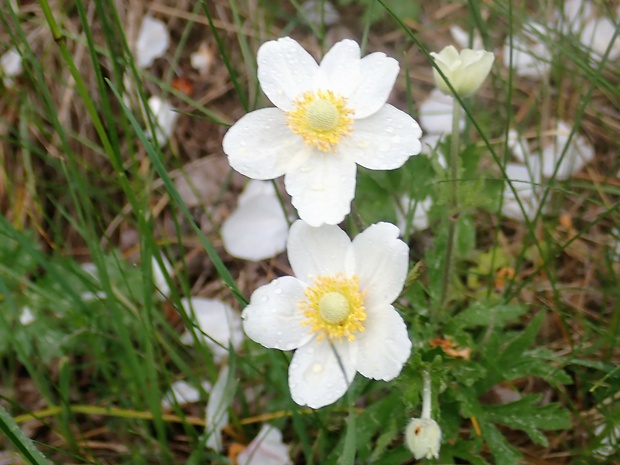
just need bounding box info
[148,96,178,145]
[223,108,311,180]
[237,424,292,465]
[221,183,289,261]
[136,16,170,68]
[580,16,620,60]
[508,129,531,163]
[152,254,173,298]
[287,221,351,281]
[354,303,411,380]
[299,0,340,27]
[502,163,541,221]
[180,297,244,363]
[242,276,312,351]
[1,48,22,87]
[19,306,35,326]
[342,105,422,171]
[285,154,357,227]
[419,88,462,136]
[190,43,213,74]
[347,52,400,118]
[318,40,362,98]
[541,120,594,180]
[205,366,232,452]
[237,179,279,206]
[350,222,408,308]
[503,23,552,79]
[288,339,356,408]
[257,37,319,111]
[396,195,432,235]
[162,380,211,408]
[594,422,620,458]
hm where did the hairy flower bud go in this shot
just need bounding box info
[405,418,442,460]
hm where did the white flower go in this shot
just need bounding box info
[503,22,552,79]
[579,15,620,60]
[237,424,293,465]
[431,45,495,98]
[405,418,442,460]
[242,220,412,409]
[136,15,170,68]
[396,195,432,235]
[223,37,422,227]
[147,96,178,145]
[180,297,244,363]
[161,380,212,409]
[1,48,23,88]
[221,180,290,261]
[205,365,232,452]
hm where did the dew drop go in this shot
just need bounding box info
[312,363,323,373]
[300,166,312,173]
[311,184,325,191]
[386,127,394,134]
[290,362,299,370]
[274,288,283,295]
[260,295,269,303]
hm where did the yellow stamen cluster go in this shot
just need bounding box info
[286,89,353,152]
[299,274,366,342]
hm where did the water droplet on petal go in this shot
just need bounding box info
[312,363,323,373]
[261,295,269,303]
[290,362,299,370]
[311,184,325,191]
[386,127,394,134]
[275,288,283,295]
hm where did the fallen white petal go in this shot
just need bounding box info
[148,96,178,145]
[19,306,35,326]
[136,15,170,68]
[190,43,213,74]
[1,48,23,88]
[161,380,212,409]
[205,365,232,452]
[237,424,293,465]
[152,254,173,298]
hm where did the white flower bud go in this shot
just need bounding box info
[430,45,494,97]
[405,418,442,460]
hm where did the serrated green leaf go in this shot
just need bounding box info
[482,395,571,446]
[479,420,523,465]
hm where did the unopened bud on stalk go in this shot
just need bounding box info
[430,45,495,98]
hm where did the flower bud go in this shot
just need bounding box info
[405,418,442,460]
[430,45,495,97]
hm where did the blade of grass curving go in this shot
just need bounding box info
[105,79,246,305]
[200,0,248,111]
[0,405,52,465]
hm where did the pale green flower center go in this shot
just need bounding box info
[305,98,340,131]
[318,291,350,324]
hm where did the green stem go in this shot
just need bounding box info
[440,99,462,308]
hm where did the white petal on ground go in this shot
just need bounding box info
[349,222,408,309]
[502,162,541,221]
[161,380,212,409]
[288,339,356,409]
[540,120,594,180]
[287,220,351,281]
[223,108,311,180]
[241,277,313,351]
[419,88,463,136]
[205,365,231,452]
[342,104,422,170]
[345,52,400,119]
[1,48,23,88]
[507,129,531,163]
[299,0,340,27]
[285,153,357,227]
[152,254,173,298]
[136,15,170,68]
[503,22,552,79]
[354,303,412,381]
[237,424,293,465]
[180,297,244,363]
[559,0,594,35]
[148,96,178,145]
[580,15,620,61]
[396,195,432,235]
[19,306,35,326]
[450,25,484,50]
[257,37,319,111]
[221,181,289,261]
[190,43,213,74]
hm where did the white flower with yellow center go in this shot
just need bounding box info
[241,220,412,409]
[223,37,422,227]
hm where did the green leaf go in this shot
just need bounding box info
[456,214,477,258]
[482,395,571,446]
[479,420,523,465]
[449,301,528,330]
[0,404,52,465]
